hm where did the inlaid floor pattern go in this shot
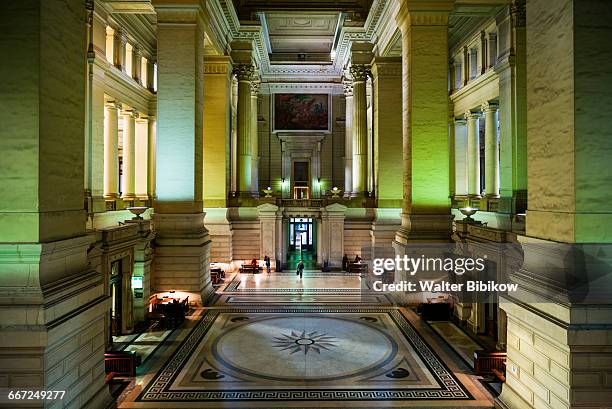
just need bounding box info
[118,272,495,408]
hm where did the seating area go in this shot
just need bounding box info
[145,294,189,329]
[239,259,263,274]
[474,350,507,382]
[347,262,368,274]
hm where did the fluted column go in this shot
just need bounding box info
[482,102,499,197]
[132,46,142,84]
[234,64,254,195]
[121,110,136,199]
[147,116,156,199]
[466,111,481,197]
[146,58,156,92]
[251,80,260,195]
[350,64,370,196]
[104,100,120,198]
[135,115,148,198]
[454,118,468,196]
[343,80,353,196]
[113,29,125,71]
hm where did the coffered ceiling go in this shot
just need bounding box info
[231,0,372,21]
[264,12,342,64]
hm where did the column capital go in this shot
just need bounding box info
[342,80,353,97]
[371,56,402,78]
[396,0,453,29]
[105,100,121,110]
[121,109,138,119]
[510,0,526,28]
[481,101,499,112]
[349,64,371,82]
[464,111,481,120]
[250,80,260,96]
[233,64,254,81]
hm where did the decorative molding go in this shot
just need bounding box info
[233,64,255,81]
[350,64,371,82]
[481,101,499,112]
[250,80,260,96]
[342,80,354,97]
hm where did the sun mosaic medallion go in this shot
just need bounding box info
[271,330,337,355]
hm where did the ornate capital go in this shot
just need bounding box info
[104,100,121,110]
[233,64,254,81]
[350,64,371,82]
[481,101,499,112]
[464,111,481,120]
[342,80,353,97]
[250,80,260,96]
[510,0,526,28]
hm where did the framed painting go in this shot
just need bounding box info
[273,93,330,132]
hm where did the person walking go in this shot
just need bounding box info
[296,260,304,280]
[264,255,271,274]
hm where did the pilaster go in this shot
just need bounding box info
[393,0,454,245]
[153,0,212,303]
[203,56,232,207]
[371,57,402,208]
[342,79,354,196]
[350,63,371,196]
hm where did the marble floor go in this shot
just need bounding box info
[117,272,495,408]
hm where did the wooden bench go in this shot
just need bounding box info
[104,351,141,377]
[240,264,262,274]
[474,350,507,380]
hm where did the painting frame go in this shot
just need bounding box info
[272,93,331,133]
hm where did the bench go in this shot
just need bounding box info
[474,350,507,380]
[104,351,141,377]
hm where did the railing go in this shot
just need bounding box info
[474,350,507,378]
[277,198,324,208]
[104,351,141,377]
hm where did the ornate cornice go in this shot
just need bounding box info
[233,64,254,81]
[350,64,371,82]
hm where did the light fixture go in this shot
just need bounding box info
[459,207,479,222]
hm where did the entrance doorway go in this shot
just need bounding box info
[287,217,317,269]
[292,161,310,199]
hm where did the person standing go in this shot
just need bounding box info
[342,254,349,271]
[296,260,304,279]
[264,255,271,274]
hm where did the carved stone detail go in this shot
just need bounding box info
[233,64,254,81]
[250,80,260,96]
[510,0,526,28]
[350,64,371,82]
[342,80,353,97]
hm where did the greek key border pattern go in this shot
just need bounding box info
[137,308,473,402]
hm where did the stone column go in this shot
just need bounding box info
[153,0,212,303]
[251,80,260,195]
[343,80,353,196]
[234,64,254,196]
[393,0,454,246]
[257,204,278,265]
[147,116,156,199]
[132,46,142,84]
[320,203,347,268]
[146,58,156,92]
[498,1,612,408]
[121,109,136,199]
[482,102,499,197]
[350,64,370,196]
[0,1,112,406]
[454,119,468,197]
[371,57,403,208]
[496,1,527,214]
[135,115,148,198]
[203,56,232,207]
[113,28,125,71]
[104,100,120,198]
[466,111,481,198]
